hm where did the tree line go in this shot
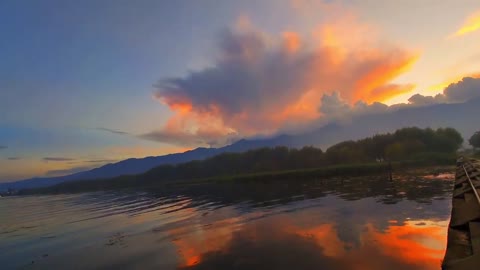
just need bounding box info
[23,127,463,194]
[138,127,462,181]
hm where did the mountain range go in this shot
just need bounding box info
[2,97,479,191]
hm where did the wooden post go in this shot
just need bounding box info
[388,161,393,181]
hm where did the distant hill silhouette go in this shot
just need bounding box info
[2,97,479,191]
[0,136,295,191]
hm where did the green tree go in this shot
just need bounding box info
[469,131,480,149]
[430,127,463,152]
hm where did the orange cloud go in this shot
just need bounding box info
[367,83,416,103]
[449,10,480,38]
[150,13,418,146]
[353,55,418,102]
[282,31,301,53]
[277,89,322,123]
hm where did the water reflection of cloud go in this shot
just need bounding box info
[1,176,452,270]
[65,181,450,269]
[172,201,448,270]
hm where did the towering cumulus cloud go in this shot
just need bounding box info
[147,16,418,146]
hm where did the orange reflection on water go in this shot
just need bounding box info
[173,210,448,269]
[363,220,446,268]
[171,216,242,267]
[293,220,445,269]
[289,223,346,257]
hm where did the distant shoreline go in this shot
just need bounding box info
[19,158,455,195]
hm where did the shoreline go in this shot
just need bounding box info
[19,159,455,195]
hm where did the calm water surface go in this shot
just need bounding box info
[0,174,454,270]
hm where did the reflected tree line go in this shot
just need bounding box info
[147,174,453,210]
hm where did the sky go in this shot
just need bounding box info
[1,0,480,182]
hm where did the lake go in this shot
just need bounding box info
[0,173,454,270]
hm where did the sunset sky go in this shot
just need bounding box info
[1,0,480,182]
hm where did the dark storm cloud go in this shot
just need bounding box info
[154,29,313,120]
[318,91,392,121]
[443,77,480,102]
[7,157,21,160]
[408,77,480,106]
[407,94,445,106]
[0,145,7,150]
